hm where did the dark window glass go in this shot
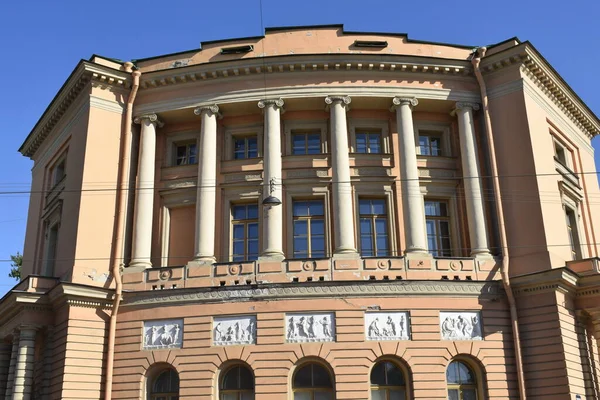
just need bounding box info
[293,132,321,155]
[234,136,258,159]
[359,199,389,257]
[221,365,254,390]
[356,131,382,154]
[425,200,452,257]
[293,363,332,389]
[232,204,259,261]
[151,368,179,400]
[175,143,197,165]
[419,134,443,156]
[447,361,478,400]
[293,200,326,258]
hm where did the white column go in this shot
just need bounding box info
[392,97,428,254]
[258,99,285,259]
[130,114,162,269]
[192,105,220,263]
[12,327,36,400]
[455,102,490,256]
[3,338,17,400]
[325,96,357,255]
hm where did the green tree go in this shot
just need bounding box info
[9,252,22,281]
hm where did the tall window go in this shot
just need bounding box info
[149,368,179,400]
[220,365,254,400]
[554,140,568,167]
[175,142,197,165]
[44,223,59,276]
[447,361,478,400]
[419,131,443,156]
[356,130,382,154]
[293,131,321,155]
[565,206,581,260]
[232,204,259,261]
[234,136,258,159]
[359,199,389,257]
[292,363,334,400]
[425,200,451,257]
[370,360,407,400]
[293,200,325,258]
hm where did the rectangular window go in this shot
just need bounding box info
[356,131,382,154]
[554,140,568,167]
[49,158,66,189]
[231,204,259,261]
[293,200,325,258]
[425,200,452,257]
[419,131,443,156]
[175,142,197,166]
[44,223,59,276]
[292,131,321,155]
[359,199,389,257]
[233,136,258,160]
[565,206,581,260]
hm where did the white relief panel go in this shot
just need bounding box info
[213,315,256,346]
[286,313,335,343]
[143,319,183,349]
[440,312,482,340]
[365,312,410,341]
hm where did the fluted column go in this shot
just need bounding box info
[130,114,162,269]
[192,105,220,263]
[258,99,285,259]
[392,97,428,254]
[326,96,357,255]
[12,327,37,400]
[455,102,490,256]
[4,334,18,400]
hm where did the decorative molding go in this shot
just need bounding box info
[123,281,502,307]
[223,173,263,183]
[365,312,410,341]
[418,168,456,179]
[440,311,482,340]
[286,313,335,343]
[89,96,125,114]
[392,96,418,108]
[325,95,351,106]
[193,104,220,116]
[213,315,256,346]
[143,319,183,349]
[257,98,284,109]
[133,113,164,127]
[285,169,329,179]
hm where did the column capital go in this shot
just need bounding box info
[193,104,220,117]
[392,97,418,109]
[455,102,480,112]
[258,98,284,110]
[134,113,164,127]
[325,95,351,107]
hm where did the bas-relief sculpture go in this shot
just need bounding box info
[440,311,482,340]
[286,313,335,343]
[143,319,183,349]
[213,315,257,346]
[365,312,410,341]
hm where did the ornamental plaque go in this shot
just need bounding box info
[286,313,335,343]
[365,312,410,341]
[440,311,482,340]
[143,319,183,349]
[213,315,256,346]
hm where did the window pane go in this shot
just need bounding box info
[294,393,311,400]
[430,137,442,156]
[152,369,179,393]
[371,200,386,215]
[375,219,387,234]
[241,393,255,400]
[389,390,406,400]
[308,201,324,216]
[233,241,244,256]
[361,238,373,257]
[294,220,308,236]
[359,200,371,215]
[247,205,258,219]
[293,202,309,217]
[360,219,372,234]
[370,134,381,153]
[221,394,237,400]
[376,237,388,256]
[233,206,246,220]
[447,389,459,400]
[238,366,254,389]
[371,390,386,400]
[293,365,312,388]
[356,133,367,153]
[312,365,332,388]
[457,362,476,384]
[294,238,308,254]
[370,361,387,386]
[314,392,333,400]
[311,236,325,254]
[248,240,259,257]
[385,362,405,386]
[446,362,460,384]
[463,389,477,400]
[311,219,324,235]
[233,225,245,239]
[293,134,306,155]
[248,223,259,239]
[307,134,321,154]
[247,137,258,158]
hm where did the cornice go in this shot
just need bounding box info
[480,44,600,138]
[122,280,503,307]
[20,61,131,159]
[138,54,472,91]
[510,268,579,297]
[47,282,114,309]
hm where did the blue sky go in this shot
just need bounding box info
[0,0,598,295]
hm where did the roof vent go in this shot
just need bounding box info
[353,40,388,48]
[220,45,254,55]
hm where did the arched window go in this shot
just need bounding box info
[447,360,478,400]
[220,364,255,400]
[292,362,334,400]
[149,368,179,400]
[370,360,407,399]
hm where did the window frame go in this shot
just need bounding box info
[174,141,198,166]
[424,199,453,258]
[225,125,263,161]
[358,198,390,257]
[369,359,410,400]
[563,202,583,261]
[553,138,572,169]
[413,122,451,157]
[353,185,398,257]
[231,203,260,262]
[40,200,62,276]
[349,119,390,154]
[446,359,483,400]
[219,364,255,400]
[291,361,335,400]
[292,199,327,259]
[165,130,199,167]
[233,135,259,160]
[147,366,179,400]
[284,121,328,156]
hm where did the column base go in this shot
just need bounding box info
[258,251,285,261]
[127,260,152,270]
[332,250,359,260]
[404,250,432,260]
[188,256,216,266]
[471,250,493,260]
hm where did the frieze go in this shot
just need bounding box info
[365,312,410,341]
[224,173,263,183]
[439,311,482,340]
[123,281,502,307]
[353,168,393,177]
[213,315,256,346]
[419,169,455,179]
[286,313,335,343]
[286,170,329,179]
[143,319,183,349]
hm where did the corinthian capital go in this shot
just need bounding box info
[258,98,285,110]
[133,113,164,127]
[325,95,351,106]
[391,97,418,108]
[193,104,220,117]
[455,102,480,112]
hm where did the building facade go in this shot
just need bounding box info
[2,25,600,399]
